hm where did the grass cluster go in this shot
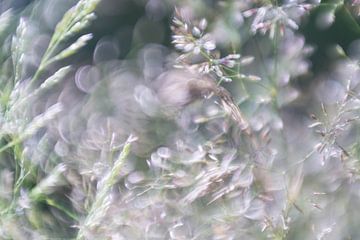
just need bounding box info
[1,0,360,239]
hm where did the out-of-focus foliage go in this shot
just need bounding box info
[1,0,360,239]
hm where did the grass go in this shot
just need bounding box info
[1,0,360,239]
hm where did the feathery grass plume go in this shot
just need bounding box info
[171,11,259,84]
[310,77,360,172]
[52,34,93,62]
[76,135,135,240]
[11,17,27,83]
[170,13,259,134]
[0,102,63,153]
[31,0,101,84]
[8,66,72,110]
[243,1,314,38]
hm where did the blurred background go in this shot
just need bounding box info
[1,0,360,239]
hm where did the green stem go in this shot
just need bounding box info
[45,198,79,221]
